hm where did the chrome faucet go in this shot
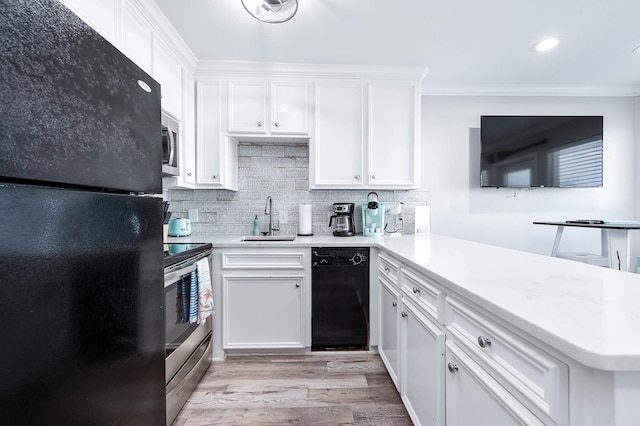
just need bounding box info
[264,196,279,236]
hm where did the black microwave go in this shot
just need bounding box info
[161,113,179,177]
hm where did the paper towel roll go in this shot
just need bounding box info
[298,204,313,236]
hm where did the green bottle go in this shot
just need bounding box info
[253,215,260,236]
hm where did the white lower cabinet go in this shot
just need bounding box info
[379,276,401,388]
[400,299,445,426]
[445,341,545,426]
[221,249,308,350]
[223,275,305,349]
[377,251,568,426]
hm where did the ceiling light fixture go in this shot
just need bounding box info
[241,0,298,24]
[532,37,559,52]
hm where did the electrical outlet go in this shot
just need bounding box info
[279,210,288,224]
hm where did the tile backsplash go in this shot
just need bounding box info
[166,142,430,236]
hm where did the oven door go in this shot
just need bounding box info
[164,262,212,385]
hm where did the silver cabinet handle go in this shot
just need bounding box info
[478,336,492,348]
[401,311,407,318]
[412,287,420,294]
[212,175,217,179]
[384,267,390,272]
[355,175,361,180]
[187,172,192,177]
[295,283,300,288]
[392,301,397,307]
[257,122,263,127]
[448,363,458,373]
[371,174,376,179]
[274,122,279,127]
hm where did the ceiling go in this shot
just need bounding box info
[153,0,640,95]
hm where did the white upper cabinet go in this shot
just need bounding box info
[59,0,117,44]
[311,81,365,187]
[197,80,238,190]
[120,0,152,74]
[227,80,309,136]
[271,82,309,134]
[367,81,420,188]
[227,80,267,134]
[152,36,183,119]
[310,79,420,189]
[180,71,196,186]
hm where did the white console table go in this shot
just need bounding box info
[533,221,640,271]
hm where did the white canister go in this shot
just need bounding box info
[298,204,313,236]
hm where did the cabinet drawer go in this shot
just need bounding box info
[446,297,568,425]
[378,253,400,285]
[222,252,305,269]
[400,267,445,324]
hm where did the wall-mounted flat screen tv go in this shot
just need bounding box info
[480,116,603,188]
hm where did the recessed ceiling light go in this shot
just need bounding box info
[532,37,559,52]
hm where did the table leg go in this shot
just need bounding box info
[607,229,630,271]
[551,226,565,257]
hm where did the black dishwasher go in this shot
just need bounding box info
[312,247,369,350]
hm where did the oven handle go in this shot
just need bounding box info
[164,264,197,288]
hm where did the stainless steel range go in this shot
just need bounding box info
[163,243,213,425]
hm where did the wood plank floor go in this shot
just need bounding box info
[172,353,413,425]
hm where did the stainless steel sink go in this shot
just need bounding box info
[241,236,296,242]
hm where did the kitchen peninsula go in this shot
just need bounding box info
[167,233,640,426]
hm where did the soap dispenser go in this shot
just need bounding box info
[253,215,260,236]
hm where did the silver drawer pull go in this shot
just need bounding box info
[401,311,407,318]
[478,336,492,348]
[392,301,397,307]
[384,267,390,272]
[447,363,458,373]
[412,287,420,294]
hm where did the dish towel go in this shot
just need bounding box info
[189,268,199,324]
[181,276,190,323]
[196,257,215,324]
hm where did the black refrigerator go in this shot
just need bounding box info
[0,1,166,424]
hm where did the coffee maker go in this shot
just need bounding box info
[362,192,385,237]
[329,203,355,236]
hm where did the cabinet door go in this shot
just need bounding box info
[445,341,545,426]
[153,37,183,119]
[121,0,152,74]
[228,80,267,133]
[196,81,222,185]
[223,275,305,349]
[367,81,419,188]
[379,277,401,389]
[400,300,445,426]
[271,82,309,134]
[311,82,364,188]
[181,72,196,185]
[59,0,117,44]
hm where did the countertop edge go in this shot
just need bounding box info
[168,233,640,371]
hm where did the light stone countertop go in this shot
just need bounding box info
[167,232,640,371]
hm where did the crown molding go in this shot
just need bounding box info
[196,60,428,81]
[421,84,640,97]
[133,0,198,72]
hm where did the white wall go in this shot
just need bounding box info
[421,95,638,259]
